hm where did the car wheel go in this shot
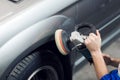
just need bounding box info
[7,51,64,80]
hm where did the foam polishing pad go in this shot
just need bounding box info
[55,29,70,55]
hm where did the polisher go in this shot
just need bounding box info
[55,23,96,63]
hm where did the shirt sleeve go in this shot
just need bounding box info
[100,69,120,80]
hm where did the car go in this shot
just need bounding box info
[0,0,120,80]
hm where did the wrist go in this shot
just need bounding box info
[90,49,102,56]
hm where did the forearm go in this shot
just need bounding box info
[91,50,108,79]
[84,30,108,79]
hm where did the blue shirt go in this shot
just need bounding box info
[101,69,120,80]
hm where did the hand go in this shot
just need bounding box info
[84,30,102,53]
[102,54,112,65]
[84,30,109,79]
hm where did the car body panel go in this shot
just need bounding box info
[0,0,120,79]
[0,0,77,47]
[0,0,78,78]
[0,15,74,77]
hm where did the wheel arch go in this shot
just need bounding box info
[1,40,72,80]
[0,15,73,80]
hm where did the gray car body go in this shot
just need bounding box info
[0,0,120,79]
[0,0,78,77]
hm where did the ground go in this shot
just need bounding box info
[73,38,120,80]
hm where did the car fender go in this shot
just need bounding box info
[0,15,74,77]
[0,0,78,47]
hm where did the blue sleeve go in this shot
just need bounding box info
[100,69,120,80]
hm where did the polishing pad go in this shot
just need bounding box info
[55,29,70,55]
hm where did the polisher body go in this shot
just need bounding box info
[55,24,96,63]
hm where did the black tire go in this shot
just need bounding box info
[7,51,64,80]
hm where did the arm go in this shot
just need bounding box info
[91,51,108,80]
[85,30,108,79]
[103,53,120,67]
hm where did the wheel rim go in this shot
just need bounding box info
[28,66,59,80]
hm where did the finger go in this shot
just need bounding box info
[84,39,88,45]
[96,30,101,37]
[103,54,110,58]
[90,33,96,37]
[85,38,91,45]
[110,58,114,62]
[88,35,95,41]
[102,54,106,57]
[102,53,110,57]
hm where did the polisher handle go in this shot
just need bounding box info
[79,49,93,63]
[74,23,97,63]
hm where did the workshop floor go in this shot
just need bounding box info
[73,38,120,80]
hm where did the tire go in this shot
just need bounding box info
[7,51,64,80]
